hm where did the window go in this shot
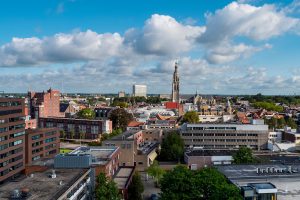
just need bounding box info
[0,127,8,133]
[11,131,25,138]
[127,144,131,149]
[0,109,22,116]
[0,136,7,142]
[138,162,143,165]
[13,140,23,146]
[45,137,56,143]
[32,135,41,140]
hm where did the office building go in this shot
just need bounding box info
[25,127,60,165]
[0,98,26,183]
[180,120,269,150]
[133,85,147,97]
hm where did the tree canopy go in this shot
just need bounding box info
[95,173,121,200]
[160,165,242,200]
[128,172,144,200]
[253,102,283,112]
[77,108,96,119]
[159,132,184,162]
[264,116,298,129]
[233,147,255,164]
[109,108,133,130]
[182,111,199,123]
[146,160,165,185]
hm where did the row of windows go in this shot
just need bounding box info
[0,155,23,167]
[187,127,237,130]
[189,139,259,142]
[0,147,23,159]
[0,101,22,107]
[0,109,23,116]
[0,162,23,176]
[45,137,57,143]
[182,133,258,137]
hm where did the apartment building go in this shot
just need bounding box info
[0,98,26,183]
[25,127,60,165]
[39,117,112,140]
[180,120,269,150]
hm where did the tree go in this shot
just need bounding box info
[146,160,165,186]
[128,172,144,200]
[77,108,96,119]
[59,130,65,139]
[286,117,297,129]
[160,165,242,200]
[69,130,75,139]
[109,108,133,130]
[95,173,121,200]
[159,132,184,162]
[233,147,255,164]
[182,111,199,123]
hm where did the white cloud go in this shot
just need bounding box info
[0,30,124,67]
[125,14,205,56]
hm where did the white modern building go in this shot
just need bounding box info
[133,84,147,97]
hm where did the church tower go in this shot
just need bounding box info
[171,61,180,103]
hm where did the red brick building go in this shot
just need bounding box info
[0,98,26,183]
[25,127,60,165]
[28,88,63,119]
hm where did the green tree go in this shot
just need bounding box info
[77,108,96,119]
[160,165,242,200]
[128,172,144,200]
[146,160,165,186]
[59,130,66,139]
[159,132,184,162]
[286,117,297,129]
[182,111,199,123]
[69,130,75,139]
[95,173,121,200]
[113,101,128,108]
[109,108,133,130]
[233,147,255,164]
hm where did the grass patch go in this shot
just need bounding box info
[60,148,73,154]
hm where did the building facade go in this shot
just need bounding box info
[39,117,112,140]
[133,85,147,97]
[25,127,60,165]
[28,88,63,119]
[180,121,269,150]
[104,130,159,171]
[171,62,180,103]
[0,98,26,183]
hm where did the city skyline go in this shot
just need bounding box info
[1,0,300,95]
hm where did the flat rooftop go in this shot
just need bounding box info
[69,146,118,165]
[0,168,88,200]
[106,130,139,141]
[113,167,135,190]
[218,164,300,200]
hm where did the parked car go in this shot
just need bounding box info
[149,194,159,200]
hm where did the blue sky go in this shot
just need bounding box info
[1,0,300,94]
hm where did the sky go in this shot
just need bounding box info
[1,0,300,95]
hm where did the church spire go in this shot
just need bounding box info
[171,61,180,103]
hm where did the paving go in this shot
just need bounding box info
[140,172,160,200]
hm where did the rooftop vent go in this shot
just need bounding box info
[50,170,56,178]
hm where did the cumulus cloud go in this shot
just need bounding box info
[0,30,124,67]
[1,2,300,93]
[124,14,205,56]
[198,1,299,63]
